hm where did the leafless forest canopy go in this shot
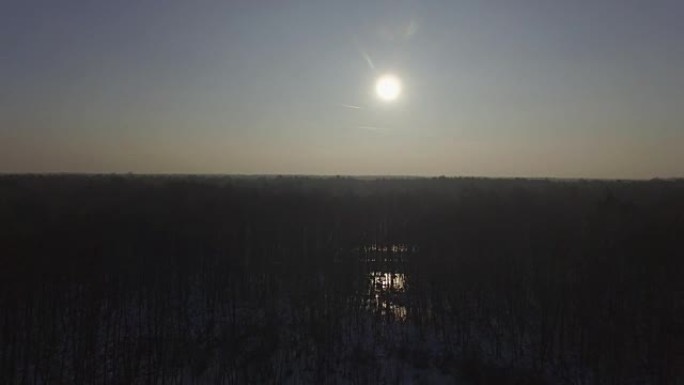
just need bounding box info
[1,175,683,384]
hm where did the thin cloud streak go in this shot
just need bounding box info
[339,103,362,109]
[362,51,375,70]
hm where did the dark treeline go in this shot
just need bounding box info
[0,175,683,384]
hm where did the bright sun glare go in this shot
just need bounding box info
[375,74,402,102]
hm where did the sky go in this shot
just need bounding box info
[2,0,683,178]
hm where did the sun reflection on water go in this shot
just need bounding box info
[370,271,405,292]
[355,243,416,321]
[368,271,407,320]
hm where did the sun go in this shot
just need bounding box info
[375,74,402,102]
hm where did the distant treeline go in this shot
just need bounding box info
[0,175,682,384]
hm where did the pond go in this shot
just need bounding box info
[355,243,416,321]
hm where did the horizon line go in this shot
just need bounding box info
[0,172,682,182]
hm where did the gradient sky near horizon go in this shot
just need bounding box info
[2,0,683,178]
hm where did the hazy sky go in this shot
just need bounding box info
[2,0,683,177]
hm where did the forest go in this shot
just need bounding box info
[0,175,682,384]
